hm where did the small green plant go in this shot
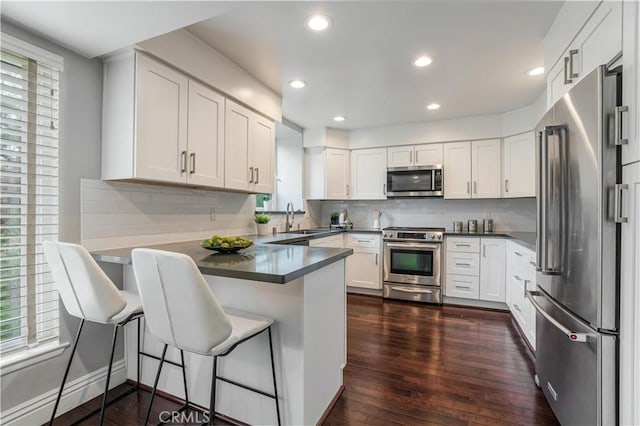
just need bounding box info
[254,213,271,224]
[330,212,339,219]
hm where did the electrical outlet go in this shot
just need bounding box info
[209,207,216,221]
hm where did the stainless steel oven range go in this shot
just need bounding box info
[382,227,444,304]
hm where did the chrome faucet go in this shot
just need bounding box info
[285,202,295,232]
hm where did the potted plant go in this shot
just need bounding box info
[330,212,339,226]
[254,213,271,235]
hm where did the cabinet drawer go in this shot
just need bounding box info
[345,233,380,249]
[446,252,480,276]
[446,237,480,253]
[445,274,480,299]
[309,235,343,247]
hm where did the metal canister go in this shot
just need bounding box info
[453,221,463,232]
[468,219,478,233]
[483,219,494,233]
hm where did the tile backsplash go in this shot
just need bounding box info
[81,179,316,250]
[308,198,536,232]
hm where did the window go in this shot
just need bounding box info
[0,34,62,355]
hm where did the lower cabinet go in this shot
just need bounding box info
[344,233,382,290]
[308,234,344,248]
[444,237,506,303]
[505,240,536,350]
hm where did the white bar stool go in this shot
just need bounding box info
[131,248,281,426]
[42,242,150,425]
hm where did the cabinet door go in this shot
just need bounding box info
[622,0,638,166]
[187,80,225,187]
[445,252,480,276]
[251,115,275,194]
[351,148,387,200]
[414,143,443,166]
[346,249,381,289]
[471,139,502,198]
[326,149,350,200]
[479,238,506,302]
[443,142,471,199]
[503,132,535,197]
[224,100,251,191]
[445,274,480,299]
[135,54,188,183]
[387,146,414,167]
[547,55,571,108]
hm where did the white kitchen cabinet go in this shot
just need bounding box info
[546,1,623,108]
[187,80,225,187]
[479,238,506,302]
[445,274,480,300]
[505,240,537,350]
[443,142,472,199]
[620,162,640,426]
[103,53,229,187]
[445,252,480,276]
[622,0,639,166]
[344,233,382,290]
[308,234,344,248]
[387,144,443,167]
[443,140,501,199]
[305,148,350,200]
[471,139,502,199]
[351,148,387,199]
[503,132,535,198]
[225,99,275,193]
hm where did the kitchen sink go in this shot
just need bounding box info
[286,229,332,235]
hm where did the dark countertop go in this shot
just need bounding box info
[444,231,536,252]
[92,237,353,284]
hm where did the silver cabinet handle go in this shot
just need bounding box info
[513,304,521,313]
[614,106,629,146]
[513,275,522,281]
[249,167,254,183]
[391,286,432,294]
[467,181,470,194]
[415,151,419,164]
[375,253,378,265]
[455,262,471,266]
[615,183,628,223]
[383,183,386,195]
[409,151,413,164]
[357,239,371,243]
[190,152,195,175]
[255,167,259,184]
[564,56,571,84]
[345,184,349,196]
[483,244,486,257]
[505,179,509,193]
[526,290,590,342]
[568,49,578,79]
[514,251,522,257]
[455,243,471,247]
[529,261,537,267]
[180,151,187,173]
[455,285,471,289]
[473,181,477,194]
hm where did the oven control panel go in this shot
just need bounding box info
[383,228,444,241]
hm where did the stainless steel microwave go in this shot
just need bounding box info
[386,165,443,198]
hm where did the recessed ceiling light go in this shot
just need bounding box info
[289,79,307,89]
[414,56,433,67]
[333,116,346,122]
[427,103,440,110]
[307,15,331,31]
[527,66,545,76]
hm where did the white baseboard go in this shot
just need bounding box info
[1,359,126,426]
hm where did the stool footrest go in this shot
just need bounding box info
[216,375,277,399]
[140,350,184,368]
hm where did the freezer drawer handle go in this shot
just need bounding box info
[391,286,433,294]
[526,290,590,343]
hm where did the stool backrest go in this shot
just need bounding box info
[131,248,232,355]
[42,241,127,323]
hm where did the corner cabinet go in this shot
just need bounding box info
[225,99,275,193]
[351,148,387,199]
[503,132,535,198]
[102,51,273,193]
[306,148,350,200]
[443,140,501,199]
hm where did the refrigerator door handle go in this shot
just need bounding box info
[526,290,590,343]
[538,129,549,272]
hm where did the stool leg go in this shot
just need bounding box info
[180,350,189,407]
[49,318,84,425]
[137,317,142,386]
[144,344,168,426]
[268,327,281,426]
[209,356,218,425]
[99,325,119,426]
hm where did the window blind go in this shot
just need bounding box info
[0,41,61,354]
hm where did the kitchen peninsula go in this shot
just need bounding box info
[92,237,353,425]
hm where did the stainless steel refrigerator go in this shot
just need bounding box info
[528,65,624,425]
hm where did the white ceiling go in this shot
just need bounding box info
[1,1,563,130]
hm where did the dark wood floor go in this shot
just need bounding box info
[54,294,558,425]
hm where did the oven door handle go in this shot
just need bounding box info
[391,286,433,294]
[384,242,440,250]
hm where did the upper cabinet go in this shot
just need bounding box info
[387,143,443,167]
[351,148,387,200]
[502,132,535,198]
[443,140,501,199]
[546,1,622,108]
[306,148,350,200]
[225,100,275,193]
[102,51,275,193]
